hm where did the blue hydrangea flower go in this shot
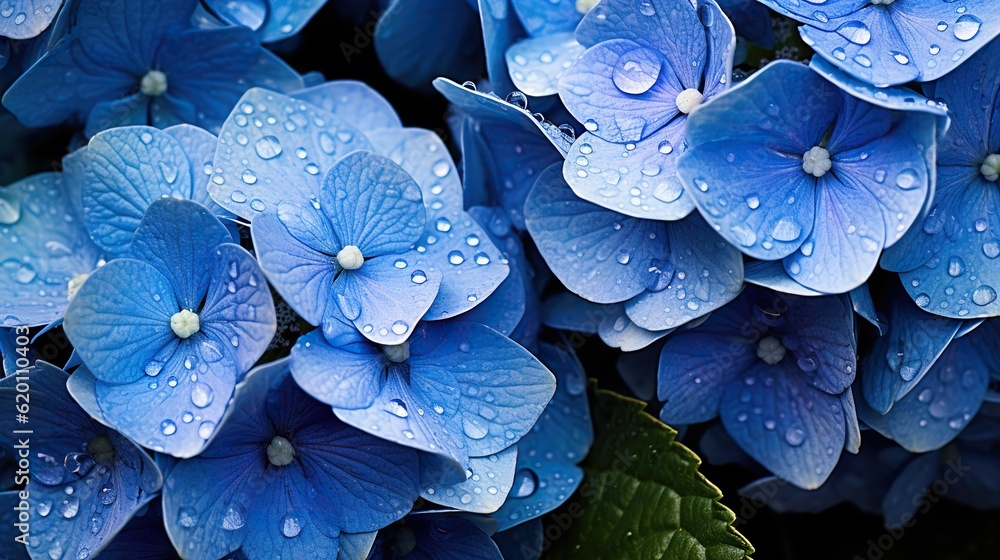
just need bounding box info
[858,316,997,452]
[881,39,1000,318]
[0,362,162,560]
[759,0,1000,87]
[0,172,103,328]
[290,315,556,476]
[557,0,735,221]
[525,163,744,332]
[202,0,328,42]
[251,149,441,345]
[64,198,276,457]
[2,0,303,136]
[494,343,592,529]
[434,77,569,231]
[367,511,504,560]
[679,60,937,294]
[162,357,420,559]
[210,86,511,331]
[657,285,860,489]
[0,0,63,40]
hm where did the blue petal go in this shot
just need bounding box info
[680,141,817,261]
[64,259,179,385]
[563,120,695,220]
[574,0,706,88]
[294,80,402,133]
[252,202,341,326]
[367,128,464,213]
[372,512,504,560]
[720,360,847,489]
[420,447,517,513]
[774,292,857,394]
[127,198,232,309]
[374,0,484,90]
[525,163,668,304]
[494,519,543,560]
[880,451,939,528]
[559,38,684,144]
[478,0,525,96]
[495,343,591,529]
[461,207,529,337]
[83,95,151,138]
[291,327,386,410]
[543,292,668,351]
[0,173,102,328]
[322,151,426,256]
[850,284,887,335]
[509,0,582,36]
[782,175,885,293]
[198,243,276,373]
[0,0,63,40]
[331,255,442,345]
[716,0,775,47]
[858,333,990,452]
[204,0,268,30]
[258,0,328,42]
[743,260,825,297]
[617,342,662,401]
[163,358,418,559]
[208,88,372,221]
[1,362,162,560]
[73,126,208,256]
[861,284,962,414]
[658,330,752,425]
[624,213,744,331]
[506,33,585,97]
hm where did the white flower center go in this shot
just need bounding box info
[267,435,296,466]
[802,146,832,178]
[67,273,89,301]
[170,309,200,338]
[871,0,895,5]
[383,342,410,363]
[575,0,599,14]
[140,70,168,97]
[675,88,704,114]
[336,245,364,270]
[756,336,786,365]
[981,154,1000,182]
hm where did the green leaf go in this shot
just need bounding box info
[544,386,753,560]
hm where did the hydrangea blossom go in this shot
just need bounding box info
[881,39,1000,317]
[162,358,420,559]
[656,286,860,489]
[2,0,303,135]
[0,362,162,560]
[557,0,735,221]
[679,60,937,294]
[291,315,556,474]
[759,0,1000,86]
[64,198,275,457]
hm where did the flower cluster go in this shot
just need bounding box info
[1,0,1000,558]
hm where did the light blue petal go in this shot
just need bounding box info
[542,293,668,351]
[291,326,386,410]
[294,80,402,133]
[859,334,990,452]
[525,163,668,304]
[506,33,585,97]
[330,254,442,345]
[617,342,661,401]
[625,214,744,331]
[63,259,179,385]
[420,447,517,513]
[461,207,529,337]
[743,260,825,297]
[563,121,694,220]
[208,88,372,221]
[204,0,267,30]
[478,0,525,95]
[0,0,64,40]
[0,173,102,328]
[720,360,847,489]
[367,128,464,213]
[861,284,962,414]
